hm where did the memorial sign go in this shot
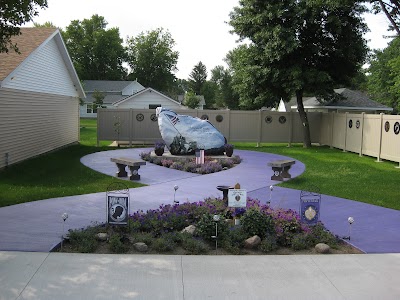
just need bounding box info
[106,182,130,225]
[228,189,247,208]
[300,189,321,225]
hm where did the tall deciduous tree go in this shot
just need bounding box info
[1,0,48,53]
[229,0,368,147]
[126,28,178,93]
[210,65,239,109]
[62,15,127,80]
[367,36,400,113]
[189,61,207,94]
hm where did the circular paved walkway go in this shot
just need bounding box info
[0,148,399,253]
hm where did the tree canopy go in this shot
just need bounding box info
[367,36,400,113]
[62,15,127,80]
[229,0,369,147]
[1,0,48,53]
[126,28,179,93]
[369,0,400,35]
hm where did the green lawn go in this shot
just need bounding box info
[0,119,398,210]
[0,119,144,207]
[235,143,400,210]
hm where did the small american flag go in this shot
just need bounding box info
[195,149,205,164]
[167,114,180,125]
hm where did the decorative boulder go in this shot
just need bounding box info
[181,225,196,235]
[156,107,226,155]
[315,243,330,254]
[244,235,261,249]
[95,233,109,241]
[134,242,148,252]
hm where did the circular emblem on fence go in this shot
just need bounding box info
[150,114,158,122]
[385,121,390,132]
[349,119,353,128]
[394,122,400,135]
[278,116,286,124]
[136,113,144,122]
[356,120,360,129]
[216,115,223,122]
[265,116,273,124]
[201,114,209,120]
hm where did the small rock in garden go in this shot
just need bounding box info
[181,225,196,235]
[315,243,330,254]
[95,233,109,241]
[244,235,261,249]
[134,242,148,252]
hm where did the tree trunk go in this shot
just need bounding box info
[296,90,312,148]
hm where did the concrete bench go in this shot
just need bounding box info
[267,159,296,181]
[110,157,146,180]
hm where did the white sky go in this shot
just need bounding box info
[28,0,393,79]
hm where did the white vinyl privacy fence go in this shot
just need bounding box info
[97,109,400,166]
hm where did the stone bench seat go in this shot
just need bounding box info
[267,159,296,181]
[110,157,146,180]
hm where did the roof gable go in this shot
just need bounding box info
[113,87,183,107]
[0,28,84,98]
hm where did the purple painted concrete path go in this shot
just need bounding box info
[0,148,399,253]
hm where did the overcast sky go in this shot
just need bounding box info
[29,0,393,79]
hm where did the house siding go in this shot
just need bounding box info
[0,88,79,169]
[116,90,183,109]
[1,38,79,97]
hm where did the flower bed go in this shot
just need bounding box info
[60,198,358,255]
[140,151,242,174]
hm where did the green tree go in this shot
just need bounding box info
[92,89,105,108]
[211,65,239,109]
[367,36,400,113]
[33,21,55,27]
[1,0,48,53]
[189,61,208,95]
[184,91,200,109]
[229,0,368,147]
[62,14,127,80]
[369,0,400,35]
[126,28,179,93]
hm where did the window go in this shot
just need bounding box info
[149,104,161,109]
[86,104,105,114]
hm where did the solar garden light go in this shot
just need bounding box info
[267,185,274,206]
[173,185,179,204]
[61,213,68,251]
[211,214,220,254]
[343,217,354,240]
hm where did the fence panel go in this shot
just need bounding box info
[380,115,400,163]
[345,113,363,154]
[332,113,347,149]
[361,114,382,158]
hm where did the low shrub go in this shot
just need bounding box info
[196,213,229,241]
[222,227,249,254]
[67,227,97,253]
[109,233,128,253]
[161,159,174,168]
[152,237,176,252]
[260,235,279,253]
[198,161,223,174]
[241,208,275,239]
[181,237,209,254]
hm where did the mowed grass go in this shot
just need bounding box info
[0,119,144,207]
[1,118,399,210]
[235,143,400,210]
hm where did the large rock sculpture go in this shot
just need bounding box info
[156,107,226,155]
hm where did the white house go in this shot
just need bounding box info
[81,80,145,118]
[112,87,187,110]
[0,28,85,169]
[290,88,393,113]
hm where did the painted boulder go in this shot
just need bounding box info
[156,107,226,155]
